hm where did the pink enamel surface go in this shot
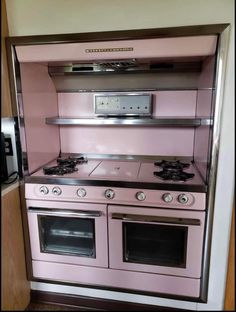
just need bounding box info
[60,127,194,156]
[25,184,206,211]
[27,200,108,267]
[108,205,205,278]
[16,36,217,63]
[198,55,215,89]
[90,161,140,179]
[193,56,215,181]
[20,63,60,173]
[58,91,197,117]
[32,260,200,297]
[58,91,196,156]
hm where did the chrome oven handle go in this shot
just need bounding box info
[28,207,102,218]
[111,213,201,226]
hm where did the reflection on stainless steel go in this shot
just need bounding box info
[45,116,212,127]
[28,207,102,218]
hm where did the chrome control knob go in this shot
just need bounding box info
[77,188,87,198]
[39,186,49,195]
[136,191,146,201]
[178,194,189,204]
[162,193,173,203]
[104,189,115,200]
[52,187,62,196]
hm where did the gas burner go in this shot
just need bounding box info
[154,160,190,171]
[153,170,195,182]
[57,156,87,166]
[43,165,78,176]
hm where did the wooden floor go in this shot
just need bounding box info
[26,302,100,310]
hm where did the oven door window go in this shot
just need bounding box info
[123,222,187,268]
[38,215,96,258]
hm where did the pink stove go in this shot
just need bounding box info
[25,156,206,298]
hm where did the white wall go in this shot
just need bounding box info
[5,0,234,36]
[5,0,235,310]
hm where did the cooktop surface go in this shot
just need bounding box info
[30,157,206,191]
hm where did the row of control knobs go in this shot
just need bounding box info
[39,186,189,204]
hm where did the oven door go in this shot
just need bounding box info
[27,200,108,267]
[108,205,205,278]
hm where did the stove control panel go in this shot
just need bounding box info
[27,184,206,211]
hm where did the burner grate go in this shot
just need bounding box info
[154,160,190,170]
[154,160,195,182]
[43,156,87,176]
[154,170,195,182]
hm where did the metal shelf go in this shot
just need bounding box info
[46,117,212,127]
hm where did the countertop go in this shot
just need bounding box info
[1,180,19,197]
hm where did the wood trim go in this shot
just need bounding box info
[224,201,235,311]
[1,186,30,310]
[30,290,185,311]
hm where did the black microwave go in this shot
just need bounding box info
[1,132,8,183]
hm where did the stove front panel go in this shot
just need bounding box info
[25,184,206,210]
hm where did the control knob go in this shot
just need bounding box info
[162,193,173,203]
[52,187,62,196]
[77,188,87,198]
[105,189,115,199]
[178,194,189,204]
[136,191,146,201]
[39,186,49,195]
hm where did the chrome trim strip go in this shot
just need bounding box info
[45,117,210,127]
[200,25,231,302]
[5,40,29,178]
[6,24,229,46]
[28,207,102,218]
[55,87,214,93]
[111,213,201,226]
[60,153,194,162]
[24,176,207,193]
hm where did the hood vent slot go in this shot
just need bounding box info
[48,59,201,76]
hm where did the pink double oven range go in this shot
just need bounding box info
[25,154,206,299]
[13,31,219,301]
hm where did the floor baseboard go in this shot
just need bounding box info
[30,290,184,311]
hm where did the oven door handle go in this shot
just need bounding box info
[28,207,102,218]
[111,213,201,226]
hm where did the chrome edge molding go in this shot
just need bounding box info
[5,39,29,178]
[200,25,231,301]
[45,116,210,127]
